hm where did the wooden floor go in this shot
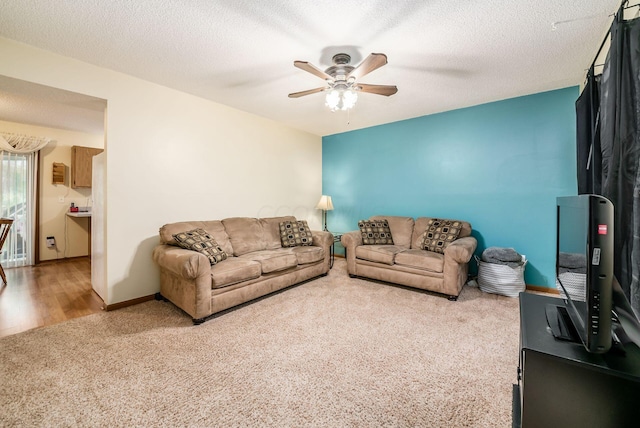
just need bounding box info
[0,257,104,338]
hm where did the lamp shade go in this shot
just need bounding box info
[315,195,334,211]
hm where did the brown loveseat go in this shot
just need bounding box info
[341,215,477,300]
[152,216,332,323]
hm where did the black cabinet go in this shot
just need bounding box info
[518,292,640,428]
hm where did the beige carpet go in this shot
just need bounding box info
[0,259,520,427]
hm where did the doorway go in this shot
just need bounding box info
[0,75,107,336]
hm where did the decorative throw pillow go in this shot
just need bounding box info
[358,219,394,245]
[279,220,313,247]
[420,218,462,254]
[172,228,228,265]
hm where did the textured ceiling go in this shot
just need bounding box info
[0,0,624,136]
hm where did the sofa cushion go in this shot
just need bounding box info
[210,258,261,289]
[355,245,405,265]
[172,228,228,265]
[239,250,298,274]
[412,217,472,249]
[279,220,313,247]
[222,217,265,256]
[160,220,233,255]
[420,218,462,254]
[369,216,414,248]
[287,246,324,265]
[395,249,444,273]
[260,216,297,249]
[358,219,394,245]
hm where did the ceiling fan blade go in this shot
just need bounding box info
[348,53,388,80]
[288,87,328,98]
[294,61,332,81]
[356,84,398,96]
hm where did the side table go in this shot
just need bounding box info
[330,232,343,269]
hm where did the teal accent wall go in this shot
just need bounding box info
[322,87,579,288]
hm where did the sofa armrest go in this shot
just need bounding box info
[442,236,478,297]
[152,244,211,279]
[341,231,362,274]
[444,236,477,263]
[311,230,332,271]
[341,230,362,248]
[312,230,332,249]
[152,244,213,320]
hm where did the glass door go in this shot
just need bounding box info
[0,151,34,267]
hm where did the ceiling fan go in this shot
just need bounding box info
[288,53,398,112]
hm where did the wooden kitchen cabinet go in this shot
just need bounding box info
[71,146,103,188]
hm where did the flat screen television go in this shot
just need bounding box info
[552,194,614,353]
[551,194,640,354]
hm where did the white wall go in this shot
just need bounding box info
[0,37,323,305]
[0,120,104,261]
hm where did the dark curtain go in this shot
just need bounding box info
[576,72,601,194]
[599,15,640,313]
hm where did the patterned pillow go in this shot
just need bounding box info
[358,219,394,245]
[279,220,313,247]
[420,218,462,253]
[172,228,228,265]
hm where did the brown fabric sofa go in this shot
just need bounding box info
[152,216,332,323]
[341,215,477,300]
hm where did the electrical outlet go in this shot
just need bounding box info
[46,236,56,248]
[58,196,65,203]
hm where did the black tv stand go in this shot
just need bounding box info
[544,304,579,342]
[517,293,640,428]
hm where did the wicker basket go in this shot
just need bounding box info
[475,255,527,298]
[556,272,585,301]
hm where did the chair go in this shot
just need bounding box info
[0,218,13,285]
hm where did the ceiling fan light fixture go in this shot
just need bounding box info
[342,89,358,109]
[325,89,341,110]
[291,52,394,111]
[325,88,357,112]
